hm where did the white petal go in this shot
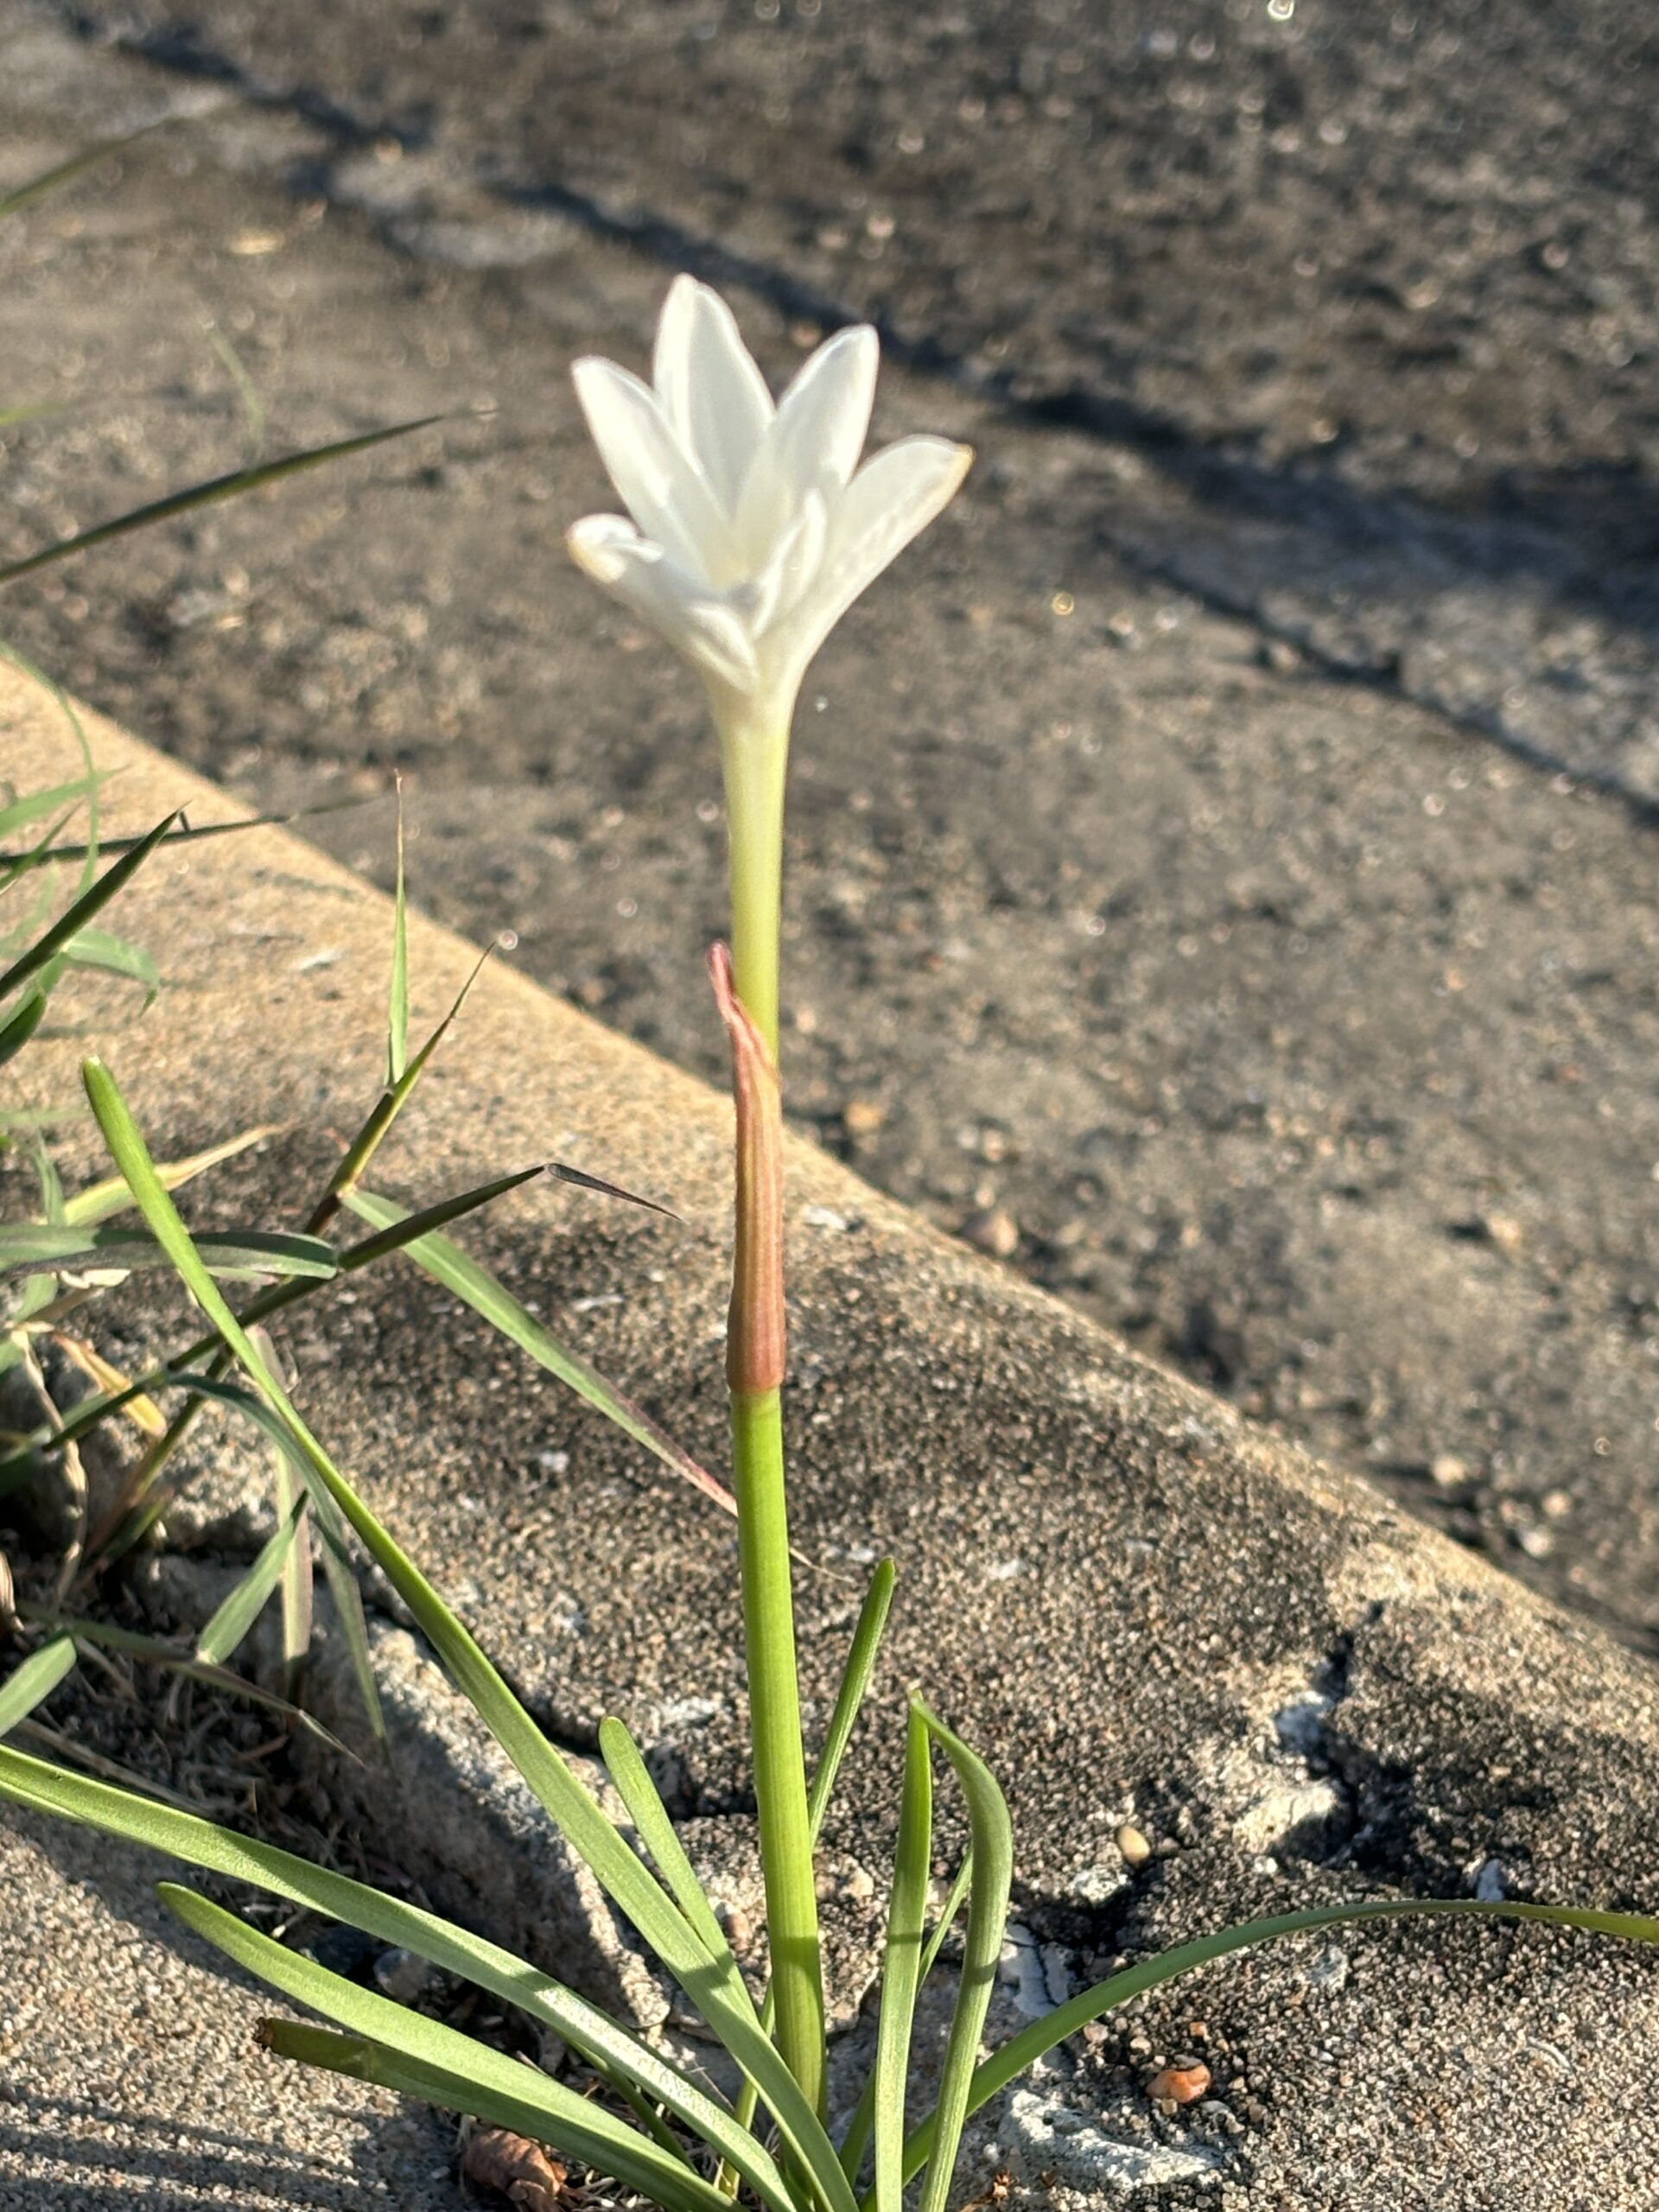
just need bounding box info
[652,278,772,515]
[734,490,828,638]
[736,323,877,563]
[567,514,760,693]
[773,435,971,677]
[772,324,879,491]
[571,356,732,583]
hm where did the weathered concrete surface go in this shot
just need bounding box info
[6,683,1659,2205]
[0,1803,452,2209]
[2,3,1657,1661]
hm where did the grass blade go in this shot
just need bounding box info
[838,1853,972,2186]
[0,776,105,842]
[872,1707,932,2212]
[599,1715,745,1967]
[0,1224,340,1280]
[0,120,174,221]
[0,989,47,1067]
[901,1709,1014,2212]
[342,1188,732,1516]
[56,923,159,1001]
[257,2018,722,2212]
[0,1636,76,1735]
[0,419,443,589]
[195,1491,307,1665]
[0,1739,798,2210]
[899,1894,1659,2191]
[161,1884,730,2212]
[75,1057,850,2212]
[0,813,177,1004]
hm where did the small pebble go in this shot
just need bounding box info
[1430,1452,1468,1488]
[1116,1821,1153,1869]
[842,1097,885,1138]
[963,1205,1020,1258]
[1147,2058,1211,2107]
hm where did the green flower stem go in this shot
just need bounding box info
[730,1384,826,2120]
[722,727,788,1061]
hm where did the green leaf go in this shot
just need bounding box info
[0,1224,340,1281]
[0,119,174,221]
[901,1710,1014,2212]
[73,1061,849,2212]
[0,1637,75,1735]
[0,989,47,1068]
[838,1854,971,2186]
[195,1492,308,1665]
[810,1561,895,1842]
[899,1894,1659,2191]
[0,418,445,588]
[56,925,160,1001]
[0,1738,800,2212]
[0,812,176,1006]
[152,1372,383,1745]
[257,2019,727,2212]
[0,776,105,842]
[599,1715,740,1965]
[342,1188,733,1517]
[872,1706,933,2212]
[160,1884,733,2212]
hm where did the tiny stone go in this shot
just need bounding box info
[1431,1452,1468,1488]
[1147,2059,1212,2107]
[1116,1821,1153,1869]
[963,1206,1020,1258]
[842,1097,885,1138]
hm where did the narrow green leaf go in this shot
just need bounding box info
[161,1885,731,2212]
[0,1224,339,1281]
[0,777,105,842]
[872,1707,933,2212]
[0,418,444,588]
[195,1493,308,1665]
[0,1738,794,2212]
[0,1637,75,1735]
[342,1188,733,1516]
[599,1716,741,1967]
[73,1063,849,2212]
[906,1709,1015,2212]
[153,1372,383,1745]
[0,813,176,1004]
[810,1561,895,1843]
[257,2019,724,2212]
[838,1853,973,2187]
[56,925,159,1001]
[899,1893,1659,2191]
[0,990,47,1068]
[0,119,173,220]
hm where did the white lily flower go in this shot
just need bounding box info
[566,276,970,1053]
[566,276,971,741]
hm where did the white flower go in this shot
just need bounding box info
[566,276,971,736]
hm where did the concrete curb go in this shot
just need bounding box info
[5,668,1659,2208]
